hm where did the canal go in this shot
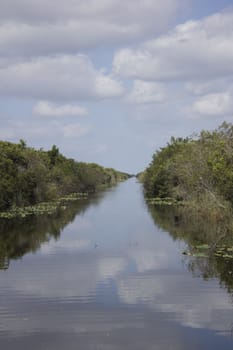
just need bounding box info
[0,178,233,349]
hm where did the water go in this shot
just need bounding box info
[0,178,233,349]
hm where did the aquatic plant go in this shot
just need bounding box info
[0,192,89,219]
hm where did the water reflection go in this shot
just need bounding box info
[0,179,233,349]
[147,204,233,293]
[0,190,107,270]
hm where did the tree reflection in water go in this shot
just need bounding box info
[0,191,106,270]
[147,203,233,294]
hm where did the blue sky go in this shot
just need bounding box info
[1,0,233,173]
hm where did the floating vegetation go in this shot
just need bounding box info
[0,192,88,219]
[214,246,233,259]
[58,192,88,202]
[192,252,209,258]
[146,197,182,206]
[182,250,208,258]
[0,203,58,219]
[195,244,210,250]
[182,244,233,260]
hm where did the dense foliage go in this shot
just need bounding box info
[0,140,130,211]
[143,122,233,209]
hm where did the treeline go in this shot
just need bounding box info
[143,122,233,211]
[0,140,130,211]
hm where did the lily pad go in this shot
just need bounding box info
[182,250,208,258]
[192,252,208,258]
[214,253,223,257]
[195,244,209,250]
[222,254,233,259]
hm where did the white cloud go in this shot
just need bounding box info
[0,0,180,23]
[34,101,88,117]
[113,48,157,80]
[192,92,233,116]
[186,80,230,96]
[95,75,124,99]
[113,11,233,82]
[0,0,181,56]
[0,55,124,101]
[128,80,165,104]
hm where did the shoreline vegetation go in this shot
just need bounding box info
[0,140,131,219]
[142,122,233,292]
[142,122,233,238]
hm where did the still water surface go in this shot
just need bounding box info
[0,179,233,349]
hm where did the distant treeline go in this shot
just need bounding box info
[143,122,233,212]
[0,140,130,211]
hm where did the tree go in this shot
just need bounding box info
[48,145,60,166]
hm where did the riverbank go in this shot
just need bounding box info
[142,122,233,220]
[0,140,130,212]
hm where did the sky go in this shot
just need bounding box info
[1,0,233,173]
